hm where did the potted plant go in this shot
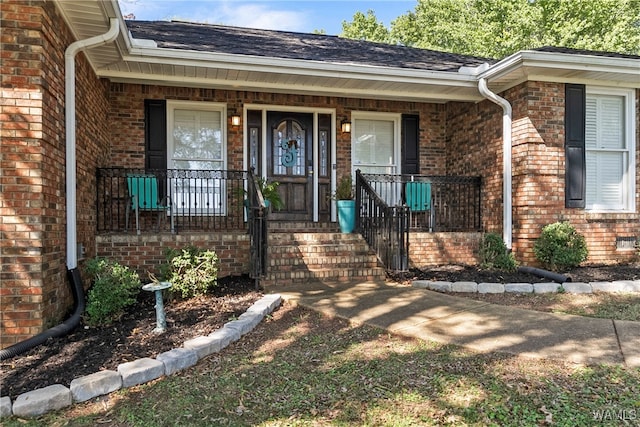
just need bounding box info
[237,178,284,216]
[255,177,284,211]
[333,175,355,233]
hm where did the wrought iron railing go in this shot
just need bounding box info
[96,167,269,287]
[246,168,268,287]
[360,173,482,232]
[96,168,249,233]
[355,171,481,272]
[355,170,410,272]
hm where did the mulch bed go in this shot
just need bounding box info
[0,275,262,399]
[2,264,639,400]
[387,264,640,284]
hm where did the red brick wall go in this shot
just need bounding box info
[446,98,505,234]
[447,82,640,266]
[95,232,250,281]
[108,86,448,179]
[409,232,481,267]
[0,1,111,348]
[511,83,640,265]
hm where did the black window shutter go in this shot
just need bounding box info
[144,99,167,170]
[565,84,586,208]
[401,114,419,175]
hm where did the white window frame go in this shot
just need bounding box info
[585,87,636,213]
[166,100,228,215]
[351,111,402,205]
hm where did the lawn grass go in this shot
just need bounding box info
[557,292,640,321]
[6,303,640,427]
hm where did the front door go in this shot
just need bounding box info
[267,112,313,220]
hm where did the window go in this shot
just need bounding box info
[352,114,400,175]
[167,101,227,215]
[585,88,635,211]
[352,113,401,204]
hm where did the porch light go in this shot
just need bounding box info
[231,115,241,126]
[341,120,351,133]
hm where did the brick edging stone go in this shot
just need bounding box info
[1,294,282,419]
[412,280,640,294]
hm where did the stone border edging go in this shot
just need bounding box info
[0,294,283,419]
[412,280,640,294]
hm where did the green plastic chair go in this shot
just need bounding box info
[405,181,431,211]
[405,181,433,231]
[126,174,174,234]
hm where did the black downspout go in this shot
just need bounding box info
[0,268,85,361]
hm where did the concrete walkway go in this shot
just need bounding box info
[270,280,640,368]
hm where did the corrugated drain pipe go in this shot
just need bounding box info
[0,270,85,360]
[518,266,571,284]
[0,19,120,361]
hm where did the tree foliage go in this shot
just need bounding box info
[341,10,392,43]
[341,0,640,58]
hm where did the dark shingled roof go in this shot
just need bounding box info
[126,20,495,72]
[532,46,640,60]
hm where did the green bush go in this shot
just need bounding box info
[479,233,517,271]
[161,245,219,299]
[83,257,141,326]
[533,221,588,271]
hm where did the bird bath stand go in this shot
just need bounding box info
[142,281,171,333]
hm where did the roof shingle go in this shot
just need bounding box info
[127,20,494,72]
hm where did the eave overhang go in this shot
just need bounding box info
[101,45,483,102]
[480,50,640,93]
[55,1,639,104]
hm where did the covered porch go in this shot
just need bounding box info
[95,167,483,278]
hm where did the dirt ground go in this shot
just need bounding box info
[1,265,639,400]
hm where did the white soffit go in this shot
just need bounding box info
[53,1,484,103]
[482,51,640,92]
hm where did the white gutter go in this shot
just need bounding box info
[65,18,120,270]
[478,78,513,250]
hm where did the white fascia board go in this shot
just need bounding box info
[481,50,640,85]
[123,46,478,87]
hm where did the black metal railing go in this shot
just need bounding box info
[96,168,249,233]
[246,168,268,287]
[360,173,482,232]
[96,167,269,287]
[355,170,410,272]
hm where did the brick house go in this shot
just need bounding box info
[1,0,638,349]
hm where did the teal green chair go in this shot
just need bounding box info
[405,181,433,230]
[126,174,174,234]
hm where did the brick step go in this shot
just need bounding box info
[268,232,365,244]
[262,267,386,287]
[269,240,370,255]
[268,221,341,233]
[270,256,381,269]
[263,229,386,286]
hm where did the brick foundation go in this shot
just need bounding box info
[95,232,251,281]
[408,232,481,268]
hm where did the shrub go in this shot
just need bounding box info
[533,221,588,271]
[162,245,219,299]
[479,233,517,271]
[83,257,141,326]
